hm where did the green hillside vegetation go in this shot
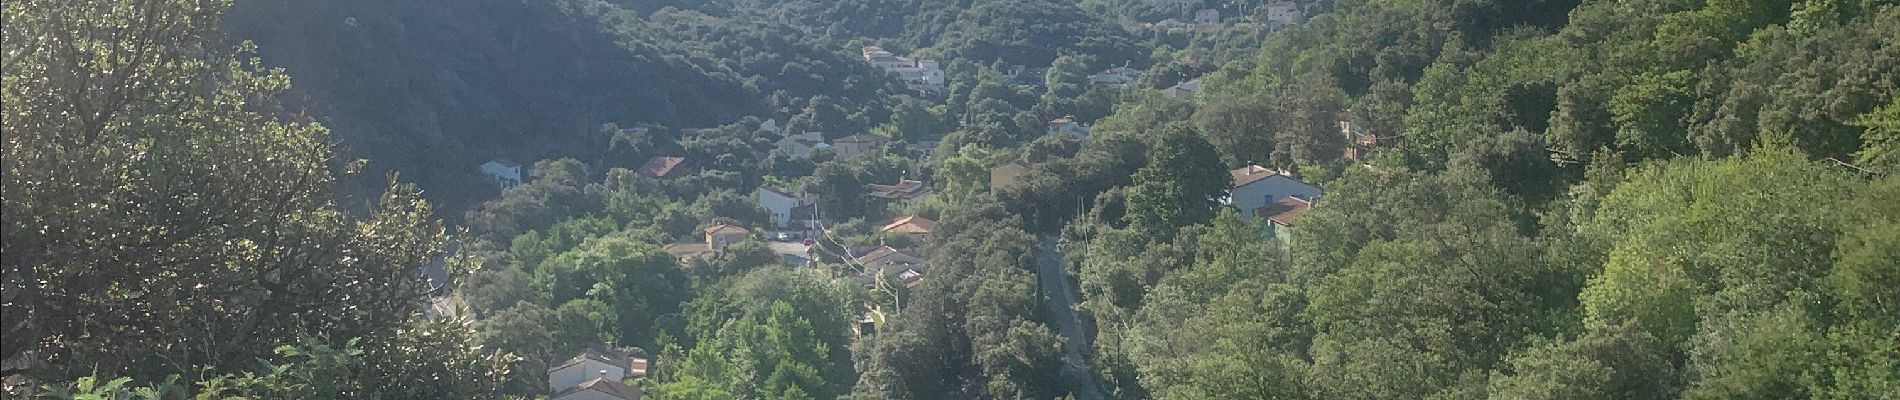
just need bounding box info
[5,0,1895,398]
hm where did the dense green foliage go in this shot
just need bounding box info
[10,0,1896,398]
[3,0,512,396]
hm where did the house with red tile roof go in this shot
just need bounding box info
[878,215,935,240]
[637,156,689,178]
[1228,165,1320,219]
[868,178,931,206]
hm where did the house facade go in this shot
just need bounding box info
[1266,0,1304,29]
[1047,116,1090,140]
[704,224,749,253]
[1194,8,1221,24]
[758,186,820,235]
[775,131,829,158]
[480,159,523,188]
[1228,165,1321,218]
[1163,78,1202,98]
[863,46,945,94]
[868,179,931,206]
[1089,66,1143,89]
[832,134,887,160]
[854,246,928,287]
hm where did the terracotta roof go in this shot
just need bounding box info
[854,246,923,266]
[703,224,748,236]
[879,216,935,234]
[1256,197,1312,227]
[552,377,642,400]
[638,156,687,178]
[629,358,649,378]
[1230,164,1289,187]
[868,179,929,200]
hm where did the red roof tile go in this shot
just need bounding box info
[638,156,687,178]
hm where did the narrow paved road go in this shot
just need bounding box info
[1038,236,1105,400]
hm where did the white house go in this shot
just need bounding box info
[1266,0,1304,29]
[775,131,829,158]
[759,118,781,134]
[863,46,945,93]
[1228,165,1321,218]
[480,159,523,188]
[1194,8,1221,24]
[1047,116,1090,140]
[832,134,887,160]
[758,186,820,235]
[548,349,630,393]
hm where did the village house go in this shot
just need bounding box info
[552,378,642,400]
[1228,165,1321,219]
[989,162,1030,193]
[548,347,646,400]
[904,139,941,158]
[832,133,887,160]
[637,156,689,178]
[1194,8,1221,24]
[1266,0,1304,30]
[662,224,751,266]
[480,159,523,188]
[862,46,945,94]
[868,178,931,206]
[878,215,935,241]
[1163,78,1202,98]
[1047,116,1090,140]
[758,186,821,236]
[704,224,749,253]
[1089,66,1143,89]
[775,131,830,159]
[1256,196,1312,243]
[759,118,781,135]
[854,246,929,288]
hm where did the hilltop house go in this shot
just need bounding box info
[878,215,935,241]
[758,186,820,236]
[1194,8,1221,24]
[1228,165,1321,219]
[548,347,646,400]
[552,378,642,400]
[1266,0,1304,29]
[862,46,945,94]
[868,179,931,206]
[776,131,830,158]
[832,134,887,160]
[1089,66,1143,89]
[480,159,523,188]
[637,156,689,178]
[662,224,751,266]
[704,224,749,253]
[854,246,928,288]
[1163,78,1202,98]
[1047,116,1090,140]
[989,162,1030,193]
[1256,196,1312,242]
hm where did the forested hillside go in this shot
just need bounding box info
[6,0,1896,399]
